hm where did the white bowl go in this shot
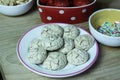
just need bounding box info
[89,8,120,47]
[0,0,34,16]
[16,23,99,78]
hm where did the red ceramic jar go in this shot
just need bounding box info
[37,0,96,24]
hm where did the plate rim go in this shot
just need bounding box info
[16,23,99,78]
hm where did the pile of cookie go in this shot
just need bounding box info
[28,24,94,71]
[0,0,29,6]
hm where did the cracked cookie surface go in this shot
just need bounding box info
[42,52,67,70]
[28,39,47,64]
[67,48,89,66]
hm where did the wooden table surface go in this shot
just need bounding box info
[0,0,120,80]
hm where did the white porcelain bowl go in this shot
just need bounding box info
[89,8,120,47]
[0,0,34,16]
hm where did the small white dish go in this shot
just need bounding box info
[0,0,34,16]
[16,23,99,78]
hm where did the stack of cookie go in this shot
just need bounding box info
[28,24,94,71]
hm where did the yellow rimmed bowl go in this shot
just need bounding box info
[89,8,120,47]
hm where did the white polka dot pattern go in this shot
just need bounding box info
[59,10,64,14]
[39,8,88,22]
[82,9,87,13]
[39,8,42,12]
[70,17,76,21]
[47,16,52,21]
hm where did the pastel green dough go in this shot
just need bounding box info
[28,38,44,52]
[63,24,80,39]
[74,34,94,51]
[42,35,64,51]
[42,52,67,70]
[67,48,89,66]
[28,39,47,64]
[40,24,64,38]
[59,38,75,54]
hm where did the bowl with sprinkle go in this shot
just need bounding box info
[89,8,120,47]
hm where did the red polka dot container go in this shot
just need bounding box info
[37,0,96,24]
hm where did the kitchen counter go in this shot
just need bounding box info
[0,0,120,80]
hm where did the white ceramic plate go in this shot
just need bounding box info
[16,23,99,78]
